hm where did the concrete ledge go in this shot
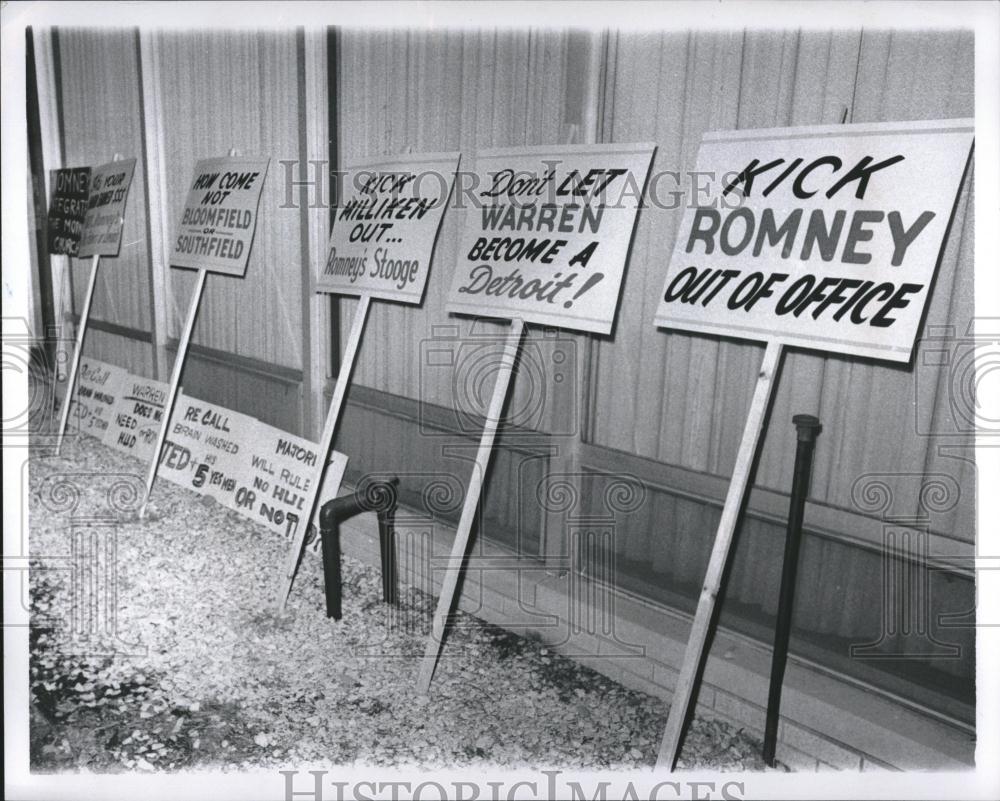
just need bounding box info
[334,503,975,772]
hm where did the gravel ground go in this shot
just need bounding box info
[27,432,777,773]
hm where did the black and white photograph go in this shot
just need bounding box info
[3,2,999,800]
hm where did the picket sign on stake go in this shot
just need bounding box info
[655,110,843,771]
[139,145,269,519]
[274,293,370,612]
[54,152,127,456]
[416,317,525,693]
[416,142,654,691]
[652,110,973,769]
[275,150,460,607]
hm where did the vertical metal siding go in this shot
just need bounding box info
[153,30,304,369]
[589,29,975,545]
[338,30,582,431]
[58,29,153,369]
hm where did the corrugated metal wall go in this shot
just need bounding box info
[154,30,304,369]
[339,30,588,430]
[58,28,155,376]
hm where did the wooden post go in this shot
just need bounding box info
[54,254,100,456]
[656,340,784,770]
[138,268,207,518]
[417,318,526,693]
[275,293,371,612]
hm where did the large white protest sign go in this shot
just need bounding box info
[654,119,974,362]
[652,118,975,771]
[317,152,459,304]
[103,375,170,462]
[78,158,137,258]
[446,144,655,335]
[170,156,270,276]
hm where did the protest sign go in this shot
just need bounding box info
[155,393,258,501]
[653,118,974,771]
[243,422,348,546]
[47,166,91,256]
[446,143,655,335]
[317,152,459,304]
[54,156,136,455]
[654,118,974,363]
[169,156,270,276]
[78,158,136,258]
[55,357,128,440]
[417,143,654,692]
[103,375,170,463]
[278,150,457,609]
[141,154,270,518]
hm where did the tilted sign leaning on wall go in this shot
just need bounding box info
[652,118,974,771]
[54,357,128,440]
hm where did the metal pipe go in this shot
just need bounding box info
[763,413,822,767]
[318,477,400,620]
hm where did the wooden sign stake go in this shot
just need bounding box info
[656,340,784,769]
[138,268,207,518]
[275,293,371,612]
[54,254,100,455]
[417,317,526,693]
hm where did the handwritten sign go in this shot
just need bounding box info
[242,422,348,543]
[47,167,91,256]
[103,375,170,462]
[78,159,137,258]
[155,393,258,501]
[317,152,460,304]
[170,156,270,276]
[446,144,655,334]
[654,119,974,362]
[55,357,128,439]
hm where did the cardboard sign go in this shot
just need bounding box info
[654,119,974,362]
[78,159,137,258]
[240,421,348,543]
[317,152,460,304]
[170,156,270,275]
[155,393,259,502]
[103,375,170,462]
[47,167,91,256]
[445,144,655,335]
[56,357,129,439]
